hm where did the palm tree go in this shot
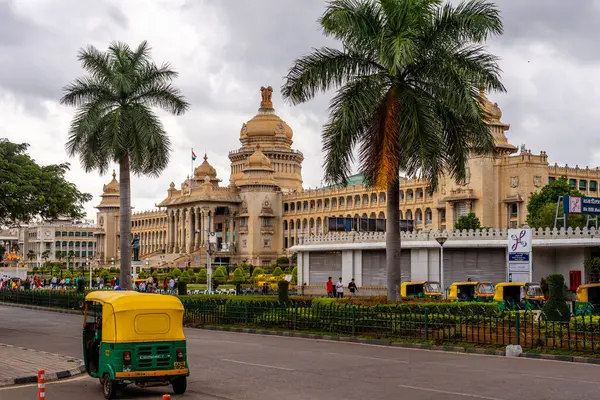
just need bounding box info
[282,0,504,300]
[42,250,51,264]
[61,41,189,289]
[26,250,36,262]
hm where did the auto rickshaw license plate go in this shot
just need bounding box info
[174,361,186,369]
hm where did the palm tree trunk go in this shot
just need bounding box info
[119,155,133,290]
[386,178,401,301]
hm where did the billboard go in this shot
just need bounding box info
[563,195,600,215]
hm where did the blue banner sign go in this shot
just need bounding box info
[509,253,530,262]
[564,196,600,215]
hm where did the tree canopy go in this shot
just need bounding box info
[0,139,92,227]
[526,177,585,229]
[454,212,482,230]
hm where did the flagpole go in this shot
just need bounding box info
[191,147,194,178]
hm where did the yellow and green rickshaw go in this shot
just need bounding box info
[401,281,442,299]
[575,283,600,316]
[493,282,545,311]
[448,281,495,302]
[82,291,189,399]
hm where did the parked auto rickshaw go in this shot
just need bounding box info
[448,282,495,302]
[493,282,545,310]
[401,281,442,299]
[83,291,189,399]
[575,283,600,316]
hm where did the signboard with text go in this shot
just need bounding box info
[563,196,600,215]
[507,229,532,282]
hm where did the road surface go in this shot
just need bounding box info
[0,305,598,400]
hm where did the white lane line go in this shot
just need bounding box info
[221,359,294,371]
[398,384,505,400]
[321,351,409,364]
[518,372,597,385]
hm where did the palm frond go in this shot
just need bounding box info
[281,47,383,105]
[322,73,390,185]
[320,0,383,52]
[126,104,171,176]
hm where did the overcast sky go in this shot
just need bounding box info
[1,0,599,221]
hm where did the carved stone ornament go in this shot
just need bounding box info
[275,121,285,135]
[534,175,542,188]
[510,176,519,188]
[260,86,273,109]
[169,182,175,189]
[240,122,247,136]
[240,199,248,214]
[99,216,104,227]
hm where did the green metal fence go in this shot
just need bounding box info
[2,290,600,354]
[182,300,600,353]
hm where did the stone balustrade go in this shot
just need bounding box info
[296,227,600,246]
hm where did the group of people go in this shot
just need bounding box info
[325,277,358,298]
[0,274,87,290]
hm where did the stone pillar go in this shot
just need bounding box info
[201,207,210,246]
[181,208,187,253]
[168,212,174,253]
[341,250,354,283]
[175,210,181,253]
[195,208,201,249]
[188,208,194,254]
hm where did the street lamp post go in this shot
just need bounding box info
[145,257,149,272]
[436,236,447,298]
[88,257,92,289]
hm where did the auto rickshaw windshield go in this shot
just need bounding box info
[478,283,494,294]
[527,285,544,297]
[426,283,441,293]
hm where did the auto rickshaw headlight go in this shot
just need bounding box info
[176,348,184,361]
[123,351,131,365]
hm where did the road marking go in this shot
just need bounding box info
[321,351,409,364]
[221,359,294,371]
[398,384,504,400]
[518,372,597,385]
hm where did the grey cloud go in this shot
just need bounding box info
[493,0,600,63]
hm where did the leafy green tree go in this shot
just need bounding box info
[290,253,297,265]
[454,213,482,231]
[282,0,503,300]
[41,250,51,263]
[527,176,585,229]
[55,251,63,261]
[0,139,92,226]
[27,250,36,261]
[61,41,189,290]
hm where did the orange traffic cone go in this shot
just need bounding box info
[162,395,171,400]
[37,370,45,400]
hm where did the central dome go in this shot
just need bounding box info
[240,86,293,140]
[194,154,217,179]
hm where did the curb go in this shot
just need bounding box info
[197,325,600,365]
[0,343,86,387]
[0,301,80,315]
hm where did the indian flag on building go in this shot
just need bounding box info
[192,149,197,161]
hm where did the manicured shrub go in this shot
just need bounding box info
[542,274,570,322]
[272,267,283,277]
[197,270,207,283]
[172,268,182,278]
[251,267,264,277]
[291,267,298,285]
[212,269,226,285]
[232,268,246,284]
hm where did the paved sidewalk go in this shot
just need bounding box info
[0,343,85,387]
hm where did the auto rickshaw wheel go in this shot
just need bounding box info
[102,374,117,399]
[172,377,187,395]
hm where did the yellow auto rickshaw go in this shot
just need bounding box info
[448,281,495,302]
[401,281,442,299]
[575,283,600,316]
[494,282,545,311]
[83,291,189,399]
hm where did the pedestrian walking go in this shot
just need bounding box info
[348,278,357,298]
[326,277,334,298]
[336,277,344,298]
